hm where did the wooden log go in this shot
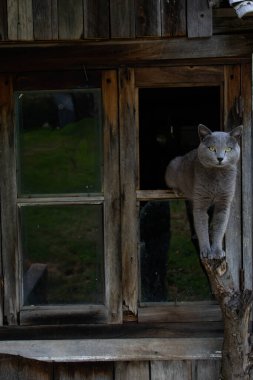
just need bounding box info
[201,258,253,379]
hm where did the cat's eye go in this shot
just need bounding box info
[208,146,216,152]
[225,147,232,152]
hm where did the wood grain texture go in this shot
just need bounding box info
[33,0,58,40]
[54,362,113,380]
[119,68,138,317]
[192,359,221,380]
[0,75,18,325]
[115,362,149,380]
[0,35,252,71]
[241,63,252,291]
[83,0,109,38]
[58,0,83,39]
[0,337,223,361]
[135,0,161,37]
[151,360,191,380]
[187,0,212,38]
[161,0,186,37]
[224,65,242,290]
[7,0,18,39]
[110,0,135,38]
[0,355,52,380]
[0,0,7,40]
[17,0,33,40]
[102,71,122,323]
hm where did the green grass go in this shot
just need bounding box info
[167,201,212,301]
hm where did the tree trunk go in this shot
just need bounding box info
[201,258,253,379]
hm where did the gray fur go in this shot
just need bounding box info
[165,124,242,259]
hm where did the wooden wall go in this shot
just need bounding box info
[1,0,252,42]
[0,356,221,380]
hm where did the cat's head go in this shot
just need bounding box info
[197,124,242,168]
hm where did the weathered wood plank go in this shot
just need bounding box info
[18,0,33,40]
[7,0,18,39]
[161,0,186,37]
[58,0,83,39]
[135,66,224,87]
[213,8,253,35]
[119,68,138,318]
[102,71,122,323]
[187,0,212,38]
[192,359,221,380]
[138,303,222,323]
[33,0,58,40]
[110,0,135,38]
[151,360,191,380]
[0,75,18,325]
[0,338,223,361]
[83,0,109,38]
[135,0,161,37]
[115,362,149,380]
[0,355,52,380]
[0,0,7,40]
[224,65,242,290]
[0,35,252,71]
[241,63,252,292]
[54,362,113,380]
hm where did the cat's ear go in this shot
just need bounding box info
[230,125,243,142]
[198,124,212,141]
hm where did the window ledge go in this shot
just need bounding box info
[0,323,223,362]
[0,337,223,362]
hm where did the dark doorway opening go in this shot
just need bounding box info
[139,86,221,190]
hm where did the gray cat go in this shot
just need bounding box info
[165,124,242,259]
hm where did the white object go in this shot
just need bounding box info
[234,1,253,18]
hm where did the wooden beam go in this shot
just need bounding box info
[0,34,252,71]
[0,337,223,362]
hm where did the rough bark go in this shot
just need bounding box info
[202,258,253,379]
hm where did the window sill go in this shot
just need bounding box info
[0,323,223,362]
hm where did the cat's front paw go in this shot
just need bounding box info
[200,246,211,259]
[210,247,226,259]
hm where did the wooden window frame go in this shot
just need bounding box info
[119,64,252,323]
[0,62,251,333]
[0,69,122,326]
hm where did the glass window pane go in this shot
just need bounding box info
[21,204,104,306]
[16,90,102,195]
[140,200,212,302]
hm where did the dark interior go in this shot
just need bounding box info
[139,86,221,189]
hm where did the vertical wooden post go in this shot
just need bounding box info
[119,68,138,319]
[0,75,19,325]
[102,70,122,323]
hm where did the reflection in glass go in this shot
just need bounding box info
[16,90,102,195]
[140,200,212,302]
[21,205,104,305]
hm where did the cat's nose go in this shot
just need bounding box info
[217,157,223,163]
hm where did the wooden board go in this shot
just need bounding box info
[241,63,252,292]
[0,75,18,325]
[33,0,58,40]
[151,360,191,380]
[115,362,149,380]
[102,71,122,323]
[54,362,113,380]
[0,338,223,361]
[0,35,252,71]
[161,0,186,37]
[135,0,161,37]
[58,0,83,39]
[192,359,221,380]
[224,65,242,290]
[0,0,7,40]
[119,68,138,318]
[187,0,212,38]
[0,355,52,380]
[83,0,109,39]
[110,0,135,38]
